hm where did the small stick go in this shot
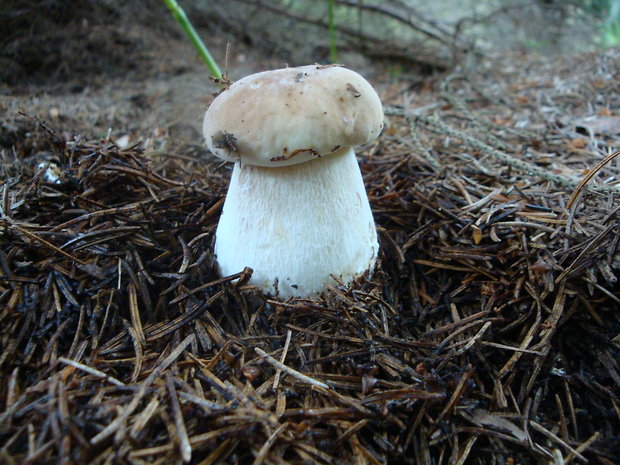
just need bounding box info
[565,431,600,464]
[255,347,329,390]
[7,222,87,265]
[178,391,229,413]
[529,420,587,462]
[91,334,195,445]
[252,422,289,465]
[128,283,145,346]
[455,434,479,465]
[166,372,192,462]
[129,397,160,440]
[273,330,292,390]
[58,357,125,387]
[567,147,620,210]
[480,341,543,355]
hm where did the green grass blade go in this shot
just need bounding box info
[327,0,338,63]
[162,0,223,80]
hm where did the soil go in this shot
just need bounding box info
[1,3,620,465]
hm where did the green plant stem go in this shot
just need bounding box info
[162,0,223,80]
[327,0,338,63]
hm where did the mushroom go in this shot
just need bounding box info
[203,64,383,298]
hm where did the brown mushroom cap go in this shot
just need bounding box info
[203,65,384,167]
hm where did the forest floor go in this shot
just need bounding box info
[1,11,620,465]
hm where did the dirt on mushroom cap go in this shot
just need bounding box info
[203,65,384,167]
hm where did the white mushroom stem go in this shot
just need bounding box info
[215,147,378,298]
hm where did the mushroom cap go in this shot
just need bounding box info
[203,65,384,167]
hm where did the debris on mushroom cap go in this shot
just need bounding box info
[203,65,384,167]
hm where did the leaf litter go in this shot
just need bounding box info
[1,48,620,464]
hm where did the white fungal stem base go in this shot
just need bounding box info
[215,147,378,298]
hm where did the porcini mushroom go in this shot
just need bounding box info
[203,64,383,298]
